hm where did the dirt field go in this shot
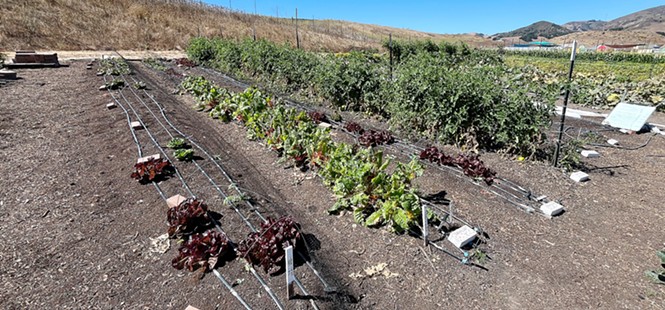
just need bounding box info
[1,59,664,309]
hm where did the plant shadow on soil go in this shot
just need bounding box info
[580,164,630,176]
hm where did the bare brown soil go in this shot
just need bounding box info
[1,59,664,309]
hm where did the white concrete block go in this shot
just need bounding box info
[184,306,200,310]
[535,195,547,202]
[447,225,477,248]
[130,121,143,129]
[570,171,589,182]
[99,85,107,90]
[540,201,564,217]
[106,102,116,109]
[318,122,332,129]
[580,150,600,158]
[607,139,619,146]
[137,154,161,164]
[167,195,188,209]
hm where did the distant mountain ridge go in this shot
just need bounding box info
[562,20,607,32]
[494,5,665,44]
[493,21,573,42]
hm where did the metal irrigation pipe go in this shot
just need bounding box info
[104,77,252,310]
[120,59,334,294]
[108,69,286,310]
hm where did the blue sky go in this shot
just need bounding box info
[205,1,663,34]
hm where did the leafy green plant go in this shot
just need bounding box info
[181,79,430,233]
[167,137,188,149]
[223,193,248,206]
[645,249,665,285]
[143,58,167,71]
[174,149,195,161]
[105,78,125,90]
[98,58,130,76]
[188,37,557,154]
[133,81,147,90]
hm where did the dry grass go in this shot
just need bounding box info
[0,0,499,52]
[550,30,665,47]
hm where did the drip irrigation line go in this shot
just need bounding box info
[123,62,334,293]
[115,88,285,310]
[117,58,332,303]
[111,78,196,198]
[587,133,658,151]
[121,69,262,229]
[107,82,170,202]
[186,67,493,263]
[108,69,288,310]
[212,270,253,310]
[104,77,253,310]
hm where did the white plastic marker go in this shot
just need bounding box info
[285,245,295,299]
[422,204,428,247]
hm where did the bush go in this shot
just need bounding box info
[316,52,385,113]
[186,37,218,63]
[188,37,557,154]
[386,53,554,154]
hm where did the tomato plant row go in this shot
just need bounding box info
[186,38,556,156]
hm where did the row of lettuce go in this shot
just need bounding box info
[187,37,556,156]
[182,75,431,233]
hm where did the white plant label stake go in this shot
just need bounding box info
[285,245,295,299]
[422,204,428,247]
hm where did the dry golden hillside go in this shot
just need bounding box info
[0,0,498,52]
[550,30,665,47]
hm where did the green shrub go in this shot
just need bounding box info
[187,37,218,63]
[315,52,385,113]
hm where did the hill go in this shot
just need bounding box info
[550,30,665,47]
[493,21,574,42]
[562,20,608,32]
[0,0,497,52]
[603,5,665,32]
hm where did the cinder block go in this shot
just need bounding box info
[0,70,17,80]
[137,154,161,164]
[99,85,107,90]
[130,121,143,129]
[607,139,619,145]
[580,150,600,158]
[167,195,187,209]
[540,201,564,217]
[318,122,332,129]
[106,102,116,109]
[447,225,477,248]
[570,171,589,182]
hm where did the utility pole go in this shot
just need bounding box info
[295,8,300,49]
[252,0,257,41]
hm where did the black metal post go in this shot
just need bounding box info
[295,8,300,49]
[389,33,393,79]
[553,41,577,167]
